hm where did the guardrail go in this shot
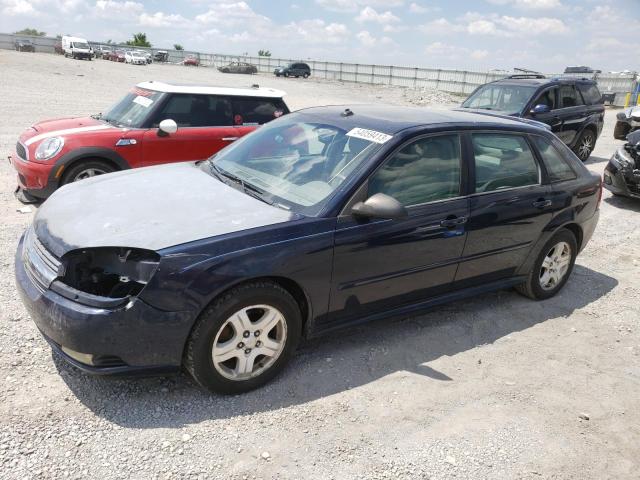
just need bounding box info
[2,32,637,106]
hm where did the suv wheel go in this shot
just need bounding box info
[185,281,302,394]
[303,73,309,79]
[573,129,595,161]
[62,160,115,185]
[516,229,577,300]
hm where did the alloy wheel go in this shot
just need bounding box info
[212,305,287,381]
[577,133,594,160]
[539,241,572,291]
[73,168,107,181]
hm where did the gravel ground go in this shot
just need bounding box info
[0,50,639,480]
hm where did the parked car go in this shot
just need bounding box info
[461,75,604,161]
[125,51,147,65]
[153,50,168,62]
[14,39,35,52]
[274,62,311,78]
[108,50,125,62]
[62,35,92,60]
[218,62,258,74]
[94,45,112,59]
[15,106,601,393]
[134,50,152,64]
[613,105,640,140]
[9,81,289,201]
[604,129,640,199]
[183,54,199,66]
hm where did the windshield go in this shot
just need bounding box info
[461,84,537,113]
[72,42,90,49]
[205,116,382,215]
[102,88,164,128]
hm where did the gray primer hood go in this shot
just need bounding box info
[34,162,297,257]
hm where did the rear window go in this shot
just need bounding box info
[577,83,603,105]
[231,98,288,125]
[531,136,577,183]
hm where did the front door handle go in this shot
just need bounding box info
[222,137,239,142]
[533,199,552,209]
[440,216,468,228]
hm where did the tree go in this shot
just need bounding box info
[174,44,184,51]
[15,28,45,36]
[125,32,151,47]
[258,49,271,57]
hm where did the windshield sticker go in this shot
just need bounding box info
[346,128,392,144]
[133,96,153,108]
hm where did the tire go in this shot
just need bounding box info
[61,159,115,185]
[185,281,302,394]
[303,73,309,79]
[572,129,596,162]
[515,228,578,300]
[284,72,289,78]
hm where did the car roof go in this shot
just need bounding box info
[490,76,597,87]
[294,105,548,135]
[136,81,286,98]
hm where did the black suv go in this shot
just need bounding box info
[15,39,35,52]
[462,75,604,161]
[274,62,311,78]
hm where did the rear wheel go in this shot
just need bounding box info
[61,159,115,185]
[185,281,302,394]
[573,129,596,162]
[303,73,309,78]
[516,229,577,300]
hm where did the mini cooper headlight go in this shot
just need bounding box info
[35,136,64,160]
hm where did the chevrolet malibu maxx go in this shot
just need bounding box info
[16,106,601,394]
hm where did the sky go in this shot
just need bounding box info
[1,0,639,72]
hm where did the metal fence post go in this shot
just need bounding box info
[436,69,441,90]
[389,65,393,86]
[339,63,343,82]
[461,70,467,95]
[355,63,359,83]
[414,68,418,88]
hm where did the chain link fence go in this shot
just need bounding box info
[2,32,638,106]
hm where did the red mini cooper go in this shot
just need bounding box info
[10,81,289,201]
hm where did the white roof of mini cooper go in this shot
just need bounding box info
[136,81,286,98]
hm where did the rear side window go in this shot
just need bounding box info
[232,98,287,125]
[531,136,577,183]
[577,83,602,105]
[472,133,539,192]
[559,85,583,108]
[153,94,232,127]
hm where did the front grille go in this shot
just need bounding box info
[16,141,27,161]
[22,228,62,292]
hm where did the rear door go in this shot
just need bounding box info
[142,94,244,166]
[455,132,553,287]
[557,84,588,146]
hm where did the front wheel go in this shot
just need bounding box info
[303,73,309,78]
[573,129,595,162]
[516,229,577,300]
[61,159,115,185]
[185,281,302,394]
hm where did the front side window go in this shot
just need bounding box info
[532,88,558,110]
[369,135,461,207]
[531,136,577,183]
[208,116,381,214]
[232,98,287,125]
[559,85,583,108]
[102,88,164,128]
[462,84,537,114]
[153,94,233,127]
[473,133,539,192]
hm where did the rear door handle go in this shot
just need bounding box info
[222,137,239,142]
[440,216,468,228]
[533,199,552,209]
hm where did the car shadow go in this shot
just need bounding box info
[54,264,618,429]
[604,194,640,212]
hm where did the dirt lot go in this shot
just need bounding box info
[0,50,639,480]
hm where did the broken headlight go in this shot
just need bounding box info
[61,247,160,299]
[613,148,633,169]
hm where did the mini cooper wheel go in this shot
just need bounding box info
[573,129,595,162]
[516,229,577,300]
[185,281,302,394]
[62,160,115,185]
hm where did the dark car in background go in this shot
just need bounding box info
[613,105,640,140]
[15,39,35,52]
[274,62,311,78]
[604,129,640,199]
[15,105,601,394]
[94,45,112,59]
[461,75,604,161]
[219,62,258,74]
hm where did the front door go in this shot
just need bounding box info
[327,133,469,327]
[142,93,252,166]
[455,132,553,286]
[527,87,562,137]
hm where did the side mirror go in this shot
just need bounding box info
[530,104,551,115]
[158,119,178,136]
[351,193,407,220]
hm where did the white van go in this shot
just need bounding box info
[62,36,92,60]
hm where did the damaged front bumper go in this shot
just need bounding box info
[15,233,194,375]
[603,152,640,199]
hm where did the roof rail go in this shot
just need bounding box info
[505,74,546,79]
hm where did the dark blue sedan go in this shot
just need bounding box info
[16,106,602,393]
